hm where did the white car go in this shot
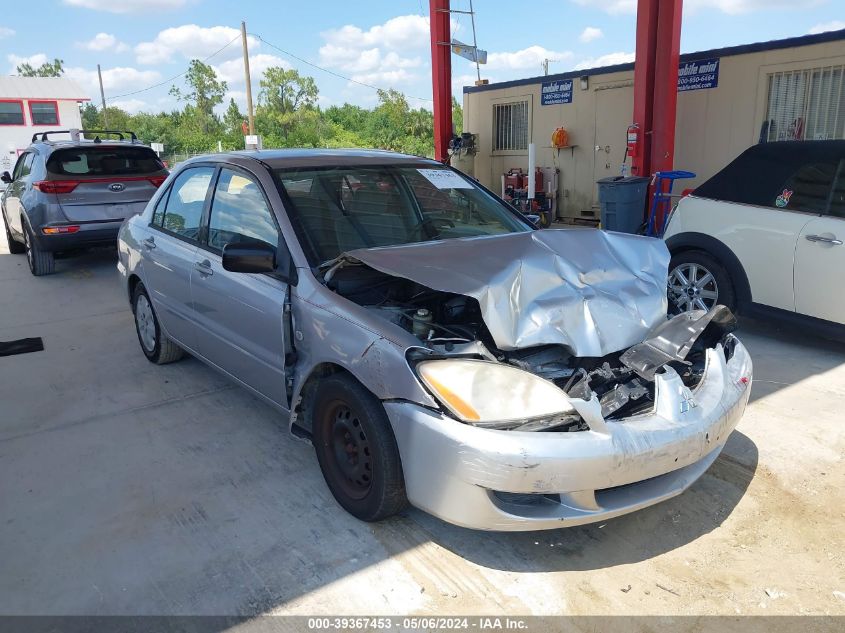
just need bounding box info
[664,140,845,331]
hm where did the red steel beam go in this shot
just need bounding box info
[430,0,453,163]
[631,0,659,177]
[650,0,684,174]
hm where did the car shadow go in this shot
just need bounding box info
[385,430,758,574]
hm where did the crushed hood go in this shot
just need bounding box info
[343,229,671,357]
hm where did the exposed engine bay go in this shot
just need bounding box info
[327,263,737,425]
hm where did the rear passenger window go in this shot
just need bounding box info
[778,162,837,214]
[159,167,214,241]
[207,168,278,251]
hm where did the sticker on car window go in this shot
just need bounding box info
[775,189,793,208]
[417,168,473,189]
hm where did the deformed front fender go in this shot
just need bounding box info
[287,273,437,433]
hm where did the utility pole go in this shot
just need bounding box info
[97,64,108,128]
[468,0,481,83]
[241,21,255,136]
[542,58,559,76]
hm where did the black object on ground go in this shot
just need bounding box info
[0,337,44,357]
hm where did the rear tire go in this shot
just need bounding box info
[668,250,735,314]
[313,373,408,522]
[3,213,25,254]
[132,282,185,364]
[23,222,55,276]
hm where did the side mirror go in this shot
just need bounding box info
[0,172,12,184]
[222,241,276,274]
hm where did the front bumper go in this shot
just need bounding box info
[386,340,752,531]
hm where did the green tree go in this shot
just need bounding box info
[16,58,64,77]
[259,67,318,115]
[452,96,463,136]
[169,60,227,132]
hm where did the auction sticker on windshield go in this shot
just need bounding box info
[417,168,473,189]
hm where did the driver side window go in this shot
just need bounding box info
[207,168,279,252]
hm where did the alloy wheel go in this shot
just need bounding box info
[668,262,719,312]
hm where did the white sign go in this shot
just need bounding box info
[150,142,164,154]
[451,39,487,64]
[244,135,262,148]
[417,168,473,189]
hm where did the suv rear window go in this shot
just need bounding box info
[46,146,164,177]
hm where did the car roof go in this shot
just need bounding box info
[184,148,441,169]
[31,140,155,155]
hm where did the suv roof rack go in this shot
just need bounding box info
[31,129,139,143]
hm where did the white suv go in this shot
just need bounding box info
[663,140,845,331]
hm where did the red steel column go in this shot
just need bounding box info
[650,0,683,174]
[430,0,453,163]
[631,0,659,177]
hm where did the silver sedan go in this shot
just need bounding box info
[117,149,752,531]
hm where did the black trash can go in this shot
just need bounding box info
[596,176,650,234]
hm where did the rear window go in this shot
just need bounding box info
[46,146,164,177]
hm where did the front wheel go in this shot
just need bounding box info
[312,373,408,522]
[132,282,185,364]
[668,251,735,314]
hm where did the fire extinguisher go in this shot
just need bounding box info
[626,123,640,158]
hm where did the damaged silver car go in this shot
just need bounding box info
[117,149,753,531]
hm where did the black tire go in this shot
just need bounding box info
[312,373,408,522]
[537,210,553,228]
[132,282,185,364]
[668,250,736,314]
[3,213,25,254]
[23,221,55,276]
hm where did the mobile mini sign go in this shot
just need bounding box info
[677,58,720,92]
[541,79,573,105]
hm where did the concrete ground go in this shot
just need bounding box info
[0,230,843,617]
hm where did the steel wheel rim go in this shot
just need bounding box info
[322,402,373,500]
[668,262,719,312]
[135,295,157,352]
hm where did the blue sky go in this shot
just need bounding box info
[1,0,843,114]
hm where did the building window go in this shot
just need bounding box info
[0,100,25,125]
[29,101,59,126]
[493,101,529,151]
[764,66,845,141]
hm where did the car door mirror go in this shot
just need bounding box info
[222,241,277,274]
[0,171,12,184]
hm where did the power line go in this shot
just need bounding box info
[255,33,433,103]
[105,34,241,102]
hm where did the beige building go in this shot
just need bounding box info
[460,29,845,223]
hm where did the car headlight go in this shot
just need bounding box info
[416,359,581,431]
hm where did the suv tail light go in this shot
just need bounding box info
[147,175,167,188]
[35,180,80,194]
[42,225,80,234]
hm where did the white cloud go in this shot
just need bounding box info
[76,32,129,53]
[109,98,148,113]
[579,27,603,43]
[8,53,49,73]
[573,51,635,70]
[350,69,418,86]
[63,0,190,13]
[214,54,291,85]
[65,65,161,95]
[808,20,845,34]
[135,25,256,65]
[486,46,574,72]
[0,26,14,39]
[572,0,823,15]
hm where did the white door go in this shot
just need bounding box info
[795,194,845,324]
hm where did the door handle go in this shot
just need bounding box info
[806,234,843,245]
[141,237,156,250]
[194,259,214,276]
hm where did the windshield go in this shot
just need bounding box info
[273,165,531,264]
